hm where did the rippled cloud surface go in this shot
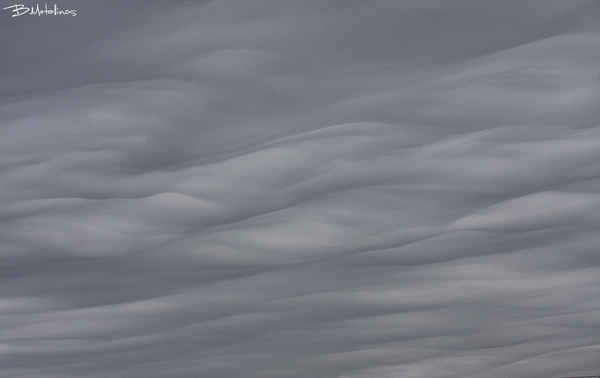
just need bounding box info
[1,1,599,377]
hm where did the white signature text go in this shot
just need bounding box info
[3,4,76,17]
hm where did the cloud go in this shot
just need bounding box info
[0,1,598,378]
[449,191,600,232]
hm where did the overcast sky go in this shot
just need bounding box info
[1,1,599,377]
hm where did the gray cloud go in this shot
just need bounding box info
[1,1,599,378]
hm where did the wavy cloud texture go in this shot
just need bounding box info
[1,1,599,378]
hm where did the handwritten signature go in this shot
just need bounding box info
[3,4,76,17]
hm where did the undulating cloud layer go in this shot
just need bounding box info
[1,1,599,377]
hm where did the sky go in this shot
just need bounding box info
[0,1,599,377]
